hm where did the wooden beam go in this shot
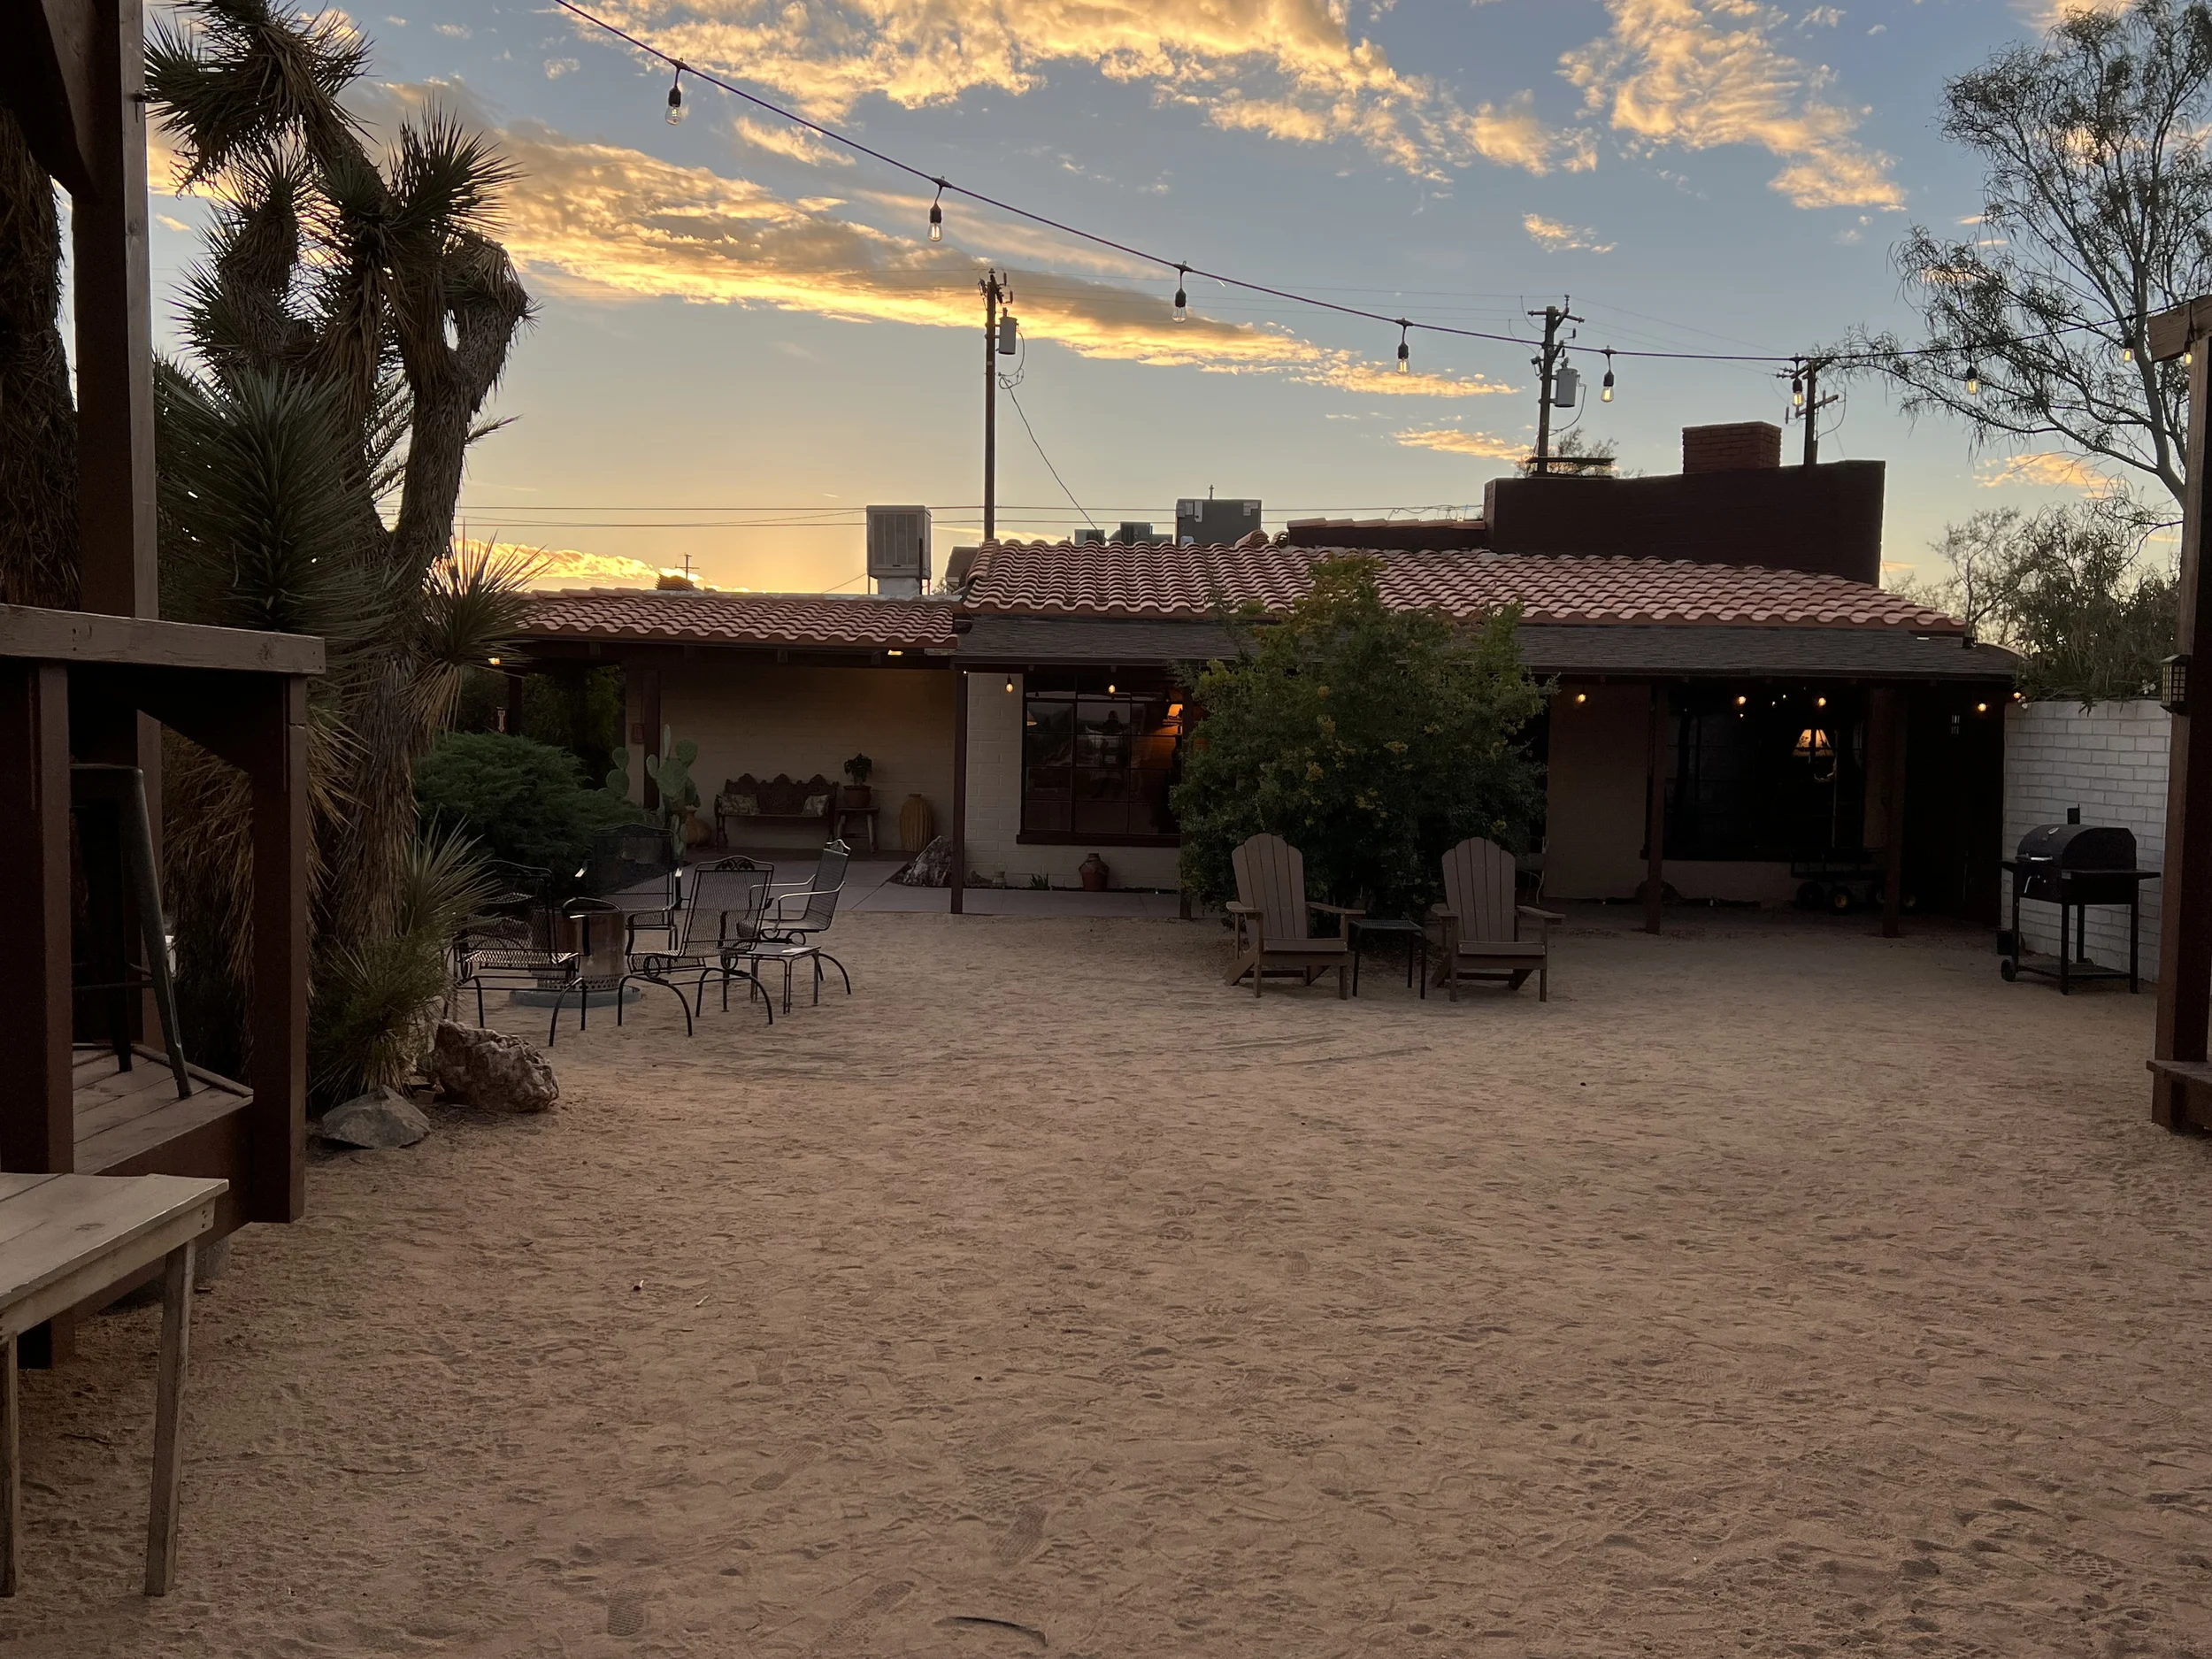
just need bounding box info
[951,669,970,916]
[0,664,72,1176]
[0,0,100,196]
[0,605,325,675]
[1643,682,1667,934]
[71,0,157,620]
[2147,298,2212,365]
[1881,688,1909,939]
[247,678,309,1221]
[2155,311,2212,1129]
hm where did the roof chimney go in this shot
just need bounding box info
[1682,422,1782,474]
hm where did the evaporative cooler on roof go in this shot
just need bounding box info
[866,505,931,598]
[1176,497,1261,545]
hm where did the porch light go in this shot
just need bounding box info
[1004,676,1015,692]
[1107,683,1117,694]
[1815,695,1826,708]
[2162,653,2191,716]
[887,649,902,657]
[1168,703,1184,716]
[1574,692,1587,704]
[1735,695,1747,707]
[1976,702,1988,713]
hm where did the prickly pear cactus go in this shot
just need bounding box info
[642,729,701,833]
[604,745,631,798]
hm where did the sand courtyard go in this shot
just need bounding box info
[5,909,2211,1656]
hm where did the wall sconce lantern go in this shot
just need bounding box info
[2162,653,2191,716]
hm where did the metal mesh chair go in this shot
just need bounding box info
[451,862,577,1023]
[615,861,778,1034]
[587,824,680,956]
[757,840,854,998]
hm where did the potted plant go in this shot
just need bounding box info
[1079,852,1110,892]
[843,752,873,808]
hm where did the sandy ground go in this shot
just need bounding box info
[7,908,2212,1657]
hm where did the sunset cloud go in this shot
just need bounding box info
[1524,212,1615,253]
[1394,427,1527,461]
[590,0,1587,179]
[1976,451,2118,494]
[1561,0,1900,209]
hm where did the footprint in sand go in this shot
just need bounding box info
[992,1502,1048,1566]
[605,1590,647,1636]
[819,1579,912,1646]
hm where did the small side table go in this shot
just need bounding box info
[1349,917,1430,998]
[2,1172,226,1596]
[832,806,878,852]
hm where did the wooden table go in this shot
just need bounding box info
[832,805,878,852]
[1,1172,226,1596]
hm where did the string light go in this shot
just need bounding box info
[664,63,685,125]
[928,179,945,242]
[1965,358,1981,396]
[1791,371,1805,409]
[1172,265,1187,323]
[2121,341,2135,365]
[1396,319,1410,375]
[1601,348,1616,403]
[553,0,2138,380]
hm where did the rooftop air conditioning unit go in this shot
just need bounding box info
[1116,521,1155,545]
[866,505,931,597]
[1176,497,1262,545]
[1075,526,1106,544]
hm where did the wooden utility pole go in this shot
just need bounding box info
[981,269,1010,542]
[2147,298,2212,1129]
[1527,300,1582,476]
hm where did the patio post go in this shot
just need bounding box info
[2148,298,2212,1127]
[951,668,969,915]
[1643,682,1667,934]
[1879,688,1908,940]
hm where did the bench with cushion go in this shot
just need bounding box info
[714,773,836,844]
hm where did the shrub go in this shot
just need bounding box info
[1172,555,1546,918]
[415,730,638,878]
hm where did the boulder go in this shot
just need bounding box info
[431,1020,560,1113]
[319,1085,431,1148]
[896,834,953,887]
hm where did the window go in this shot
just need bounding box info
[1021,674,1184,842]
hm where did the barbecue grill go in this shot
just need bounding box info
[1999,810,2159,992]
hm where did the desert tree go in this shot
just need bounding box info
[1843,0,2212,505]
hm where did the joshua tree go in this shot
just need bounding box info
[0,109,78,610]
[149,0,535,1094]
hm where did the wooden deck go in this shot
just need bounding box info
[72,1048,254,1226]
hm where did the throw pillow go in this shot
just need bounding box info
[719,793,760,817]
[803,793,830,818]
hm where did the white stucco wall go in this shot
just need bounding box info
[2002,698,2168,979]
[959,671,1182,890]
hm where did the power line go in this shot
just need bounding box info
[549,0,2116,374]
[1002,388,1098,530]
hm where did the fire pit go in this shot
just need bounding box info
[1999,809,2159,993]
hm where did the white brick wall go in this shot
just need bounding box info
[2002,699,2168,979]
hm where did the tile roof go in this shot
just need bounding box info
[959,541,1963,633]
[519,589,957,651]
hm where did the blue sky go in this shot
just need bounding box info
[147,0,2120,591]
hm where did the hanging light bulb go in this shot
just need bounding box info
[1965,358,1981,396]
[2121,340,2136,365]
[1396,319,1410,376]
[928,180,945,242]
[664,65,686,125]
[1791,373,1805,409]
[1601,347,1616,403]
[1172,265,1188,323]
[2187,348,2197,367]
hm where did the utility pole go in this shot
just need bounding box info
[1787,356,1839,465]
[1527,299,1582,475]
[981,268,1011,541]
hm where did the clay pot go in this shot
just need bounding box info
[683,810,711,849]
[1079,852,1110,892]
[843,783,872,809]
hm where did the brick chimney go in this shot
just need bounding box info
[1682,422,1782,474]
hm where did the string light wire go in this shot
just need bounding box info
[551,0,2123,373]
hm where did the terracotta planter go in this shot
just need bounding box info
[682,810,711,849]
[842,784,872,809]
[1079,852,1110,892]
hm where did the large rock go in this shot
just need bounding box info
[319,1085,431,1148]
[431,1021,560,1113]
[897,834,952,887]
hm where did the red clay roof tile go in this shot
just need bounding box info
[520,589,956,651]
[959,541,1963,633]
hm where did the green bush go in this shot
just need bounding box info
[415,730,638,878]
[1172,555,1546,919]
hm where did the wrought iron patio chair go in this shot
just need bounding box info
[754,839,854,999]
[451,861,578,1023]
[586,824,680,956]
[615,861,778,1034]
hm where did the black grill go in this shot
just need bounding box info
[2001,810,2157,992]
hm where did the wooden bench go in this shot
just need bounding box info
[713,773,836,846]
[2148,1057,2212,1133]
[2,1172,226,1596]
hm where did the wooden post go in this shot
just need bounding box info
[248,678,309,1223]
[72,0,157,622]
[1,1331,17,1597]
[1643,682,1667,934]
[950,669,969,915]
[0,663,73,1175]
[2150,299,2212,1127]
[1879,687,1909,940]
[503,670,525,735]
[142,1238,193,1595]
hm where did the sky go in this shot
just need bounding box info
[143,0,2135,594]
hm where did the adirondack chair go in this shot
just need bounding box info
[1225,834,1363,998]
[1430,837,1563,1002]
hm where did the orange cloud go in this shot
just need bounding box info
[1394,427,1527,461]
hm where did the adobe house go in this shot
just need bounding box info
[513,423,2016,923]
